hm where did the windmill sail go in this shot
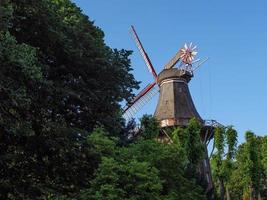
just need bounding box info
[130,25,158,79]
[123,82,158,120]
[164,49,182,69]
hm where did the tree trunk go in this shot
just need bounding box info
[243,192,247,200]
[219,179,225,200]
[226,186,231,200]
[250,186,255,200]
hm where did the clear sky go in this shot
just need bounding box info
[72,0,267,143]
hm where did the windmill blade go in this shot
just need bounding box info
[164,42,198,70]
[123,81,158,120]
[164,49,182,69]
[180,42,198,64]
[130,25,158,79]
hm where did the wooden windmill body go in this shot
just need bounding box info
[123,26,219,193]
[154,68,202,127]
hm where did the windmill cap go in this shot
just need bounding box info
[157,68,193,85]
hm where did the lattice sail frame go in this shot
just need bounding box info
[123,82,159,120]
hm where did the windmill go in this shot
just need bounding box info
[123,26,208,124]
[123,26,221,194]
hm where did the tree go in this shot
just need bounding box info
[170,118,205,175]
[0,0,139,198]
[171,127,186,155]
[118,139,206,199]
[225,134,266,200]
[80,157,163,200]
[257,136,267,198]
[140,114,160,139]
[242,131,261,200]
[3,0,139,135]
[184,118,205,174]
[225,126,238,199]
[211,126,238,200]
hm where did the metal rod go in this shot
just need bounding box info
[193,57,209,72]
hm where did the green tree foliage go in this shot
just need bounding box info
[212,131,266,200]
[123,140,206,200]
[211,126,238,200]
[140,114,160,139]
[0,0,139,198]
[0,0,13,31]
[225,126,238,160]
[257,136,267,198]
[81,157,163,200]
[77,133,207,200]
[170,118,205,177]
[184,118,205,172]
[237,131,262,199]
[1,0,139,136]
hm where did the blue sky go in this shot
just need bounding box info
[72,0,267,142]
